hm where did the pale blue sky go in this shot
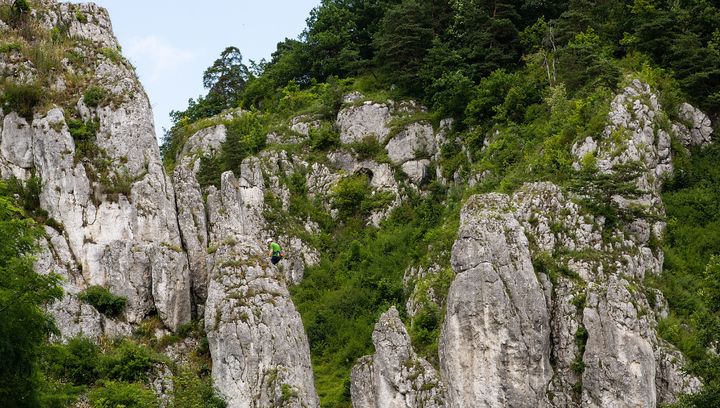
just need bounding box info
[90,0,320,137]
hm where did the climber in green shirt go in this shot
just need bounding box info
[266,238,284,265]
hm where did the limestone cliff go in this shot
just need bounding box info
[1,2,714,407]
[435,81,704,407]
[0,0,190,337]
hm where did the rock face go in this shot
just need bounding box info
[673,102,713,148]
[202,168,319,408]
[337,102,392,144]
[0,1,191,336]
[172,121,320,406]
[438,81,701,408]
[351,307,446,408]
[441,193,553,407]
[335,98,449,187]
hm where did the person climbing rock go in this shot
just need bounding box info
[266,238,284,265]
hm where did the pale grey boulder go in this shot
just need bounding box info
[204,168,319,407]
[673,102,713,148]
[351,307,446,408]
[337,102,392,144]
[441,193,553,408]
[385,122,436,165]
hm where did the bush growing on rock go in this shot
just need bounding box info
[0,81,43,121]
[88,380,157,408]
[77,286,127,317]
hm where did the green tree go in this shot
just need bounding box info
[203,46,250,111]
[304,0,364,79]
[0,187,63,407]
[374,0,434,94]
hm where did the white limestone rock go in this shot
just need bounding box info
[673,102,713,148]
[204,168,319,407]
[337,102,391,144]
[440,193,553,408]
[401,159,430,186]
[1,1,192,334]
[386,122,436,165]
[351,307,446,408]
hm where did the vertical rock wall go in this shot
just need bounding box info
[0,1,191,335]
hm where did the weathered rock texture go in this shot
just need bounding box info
[172,120,320,406]
[1,1,191,336]
[351,307,446,408]
[442,192,553,407]
[437,81,702,408]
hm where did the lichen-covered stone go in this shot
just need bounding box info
[351,307,446,408]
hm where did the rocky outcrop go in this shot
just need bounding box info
[203,168,319,407]
[441,193,553,407]
[1,1,191,335]
[673,102,713,148]
[335,97,450,187]
[439,81,700,407]
[351,307,446,408]
[337,102,392,144]
[170,116,320,405]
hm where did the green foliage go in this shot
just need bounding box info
[67,118,100,162]
[203,46,249,111]
[1,175,43,218]
[88,381,158,408]
[348,135,383,161]
[100,339,157,382]
[39,331,224,407]
[74,9,87,24]
[41,336,100,385]
[568,161,646,230]
[408,267,455,365]
[196,112,267,189]
[292,185,460,406]
[0,81,43,121]
[373,0,433,95]
[329,174,394,219]
[0,185,63,407]
[83,86,108,108]
[0,41,22,53]
[172,367,227,408]
[100,47,123,64]
[77,286,127,317]
[309,122,339,151]
[656,143,720,406]
[12,0,31,14]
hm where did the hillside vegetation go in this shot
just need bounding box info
[159,1,720,407]
[1,0,720,406]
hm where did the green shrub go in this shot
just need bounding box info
[102,170,136,200]
[77,286,127,317]
[2,175,42,215]
[100,339,156,382]
[83,86,107,108]
[41,337,100,385]
[0,42,22,53]
[12,0,31,14]
[88,381,157,408]
[349,135,383,161]
[309,122,339,151]
[74,10,87,24]
[196,155,223,189]
[100,47,123,64]
[67,118,100,162]
[330,175,370,218]
[0,81,43,121]
[172,368,226,408]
